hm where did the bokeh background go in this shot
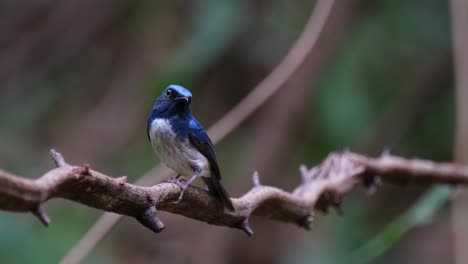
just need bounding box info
[0,0,458,263]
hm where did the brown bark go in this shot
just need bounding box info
[1,150,468,235]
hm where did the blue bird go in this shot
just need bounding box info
[147,84,235,211]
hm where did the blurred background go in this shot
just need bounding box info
[0,0,457,263]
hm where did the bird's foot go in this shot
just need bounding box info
[171,171,200,203]
[167,178,190,202]
[167,177,185,188]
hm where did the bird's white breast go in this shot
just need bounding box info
[149,118,209,177]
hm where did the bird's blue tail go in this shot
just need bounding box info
[203,175,235,211]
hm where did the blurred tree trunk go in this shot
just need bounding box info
[361,54,451,155]
[221,1,363,263]
[451,0,468,263]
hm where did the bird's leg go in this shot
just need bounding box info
[175,167,201,203]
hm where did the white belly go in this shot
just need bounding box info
[149,118,209,177]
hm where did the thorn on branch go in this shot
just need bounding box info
[316,191,343,215]
[32,204,51,226]
[49,149,67,167]
[332,194,343,215]
[299,164,321,182]
[117,176,127,185]
[252,171,261,187]
[333,203,343,216]
[237,218,254,236]
[83,164,91,175]
[72,165,92,179]
[297,214,313,230]
[136,206,165,233]
[381,147,392,157]
[364,175,381,195]
[299,165,309,183]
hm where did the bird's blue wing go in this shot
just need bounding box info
[187,119,218,171]
[187,119,235,211]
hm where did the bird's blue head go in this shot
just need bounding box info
[149,84,193,120]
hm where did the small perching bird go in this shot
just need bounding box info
[147,84,235,211]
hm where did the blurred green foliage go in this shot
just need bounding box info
[0,0,455,263]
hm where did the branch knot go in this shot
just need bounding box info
[136,206,165,233]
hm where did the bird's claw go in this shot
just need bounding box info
[167,177,189,203]
[167,177,186,188]
[173,184,188,204]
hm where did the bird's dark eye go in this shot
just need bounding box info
[166,89,173,97]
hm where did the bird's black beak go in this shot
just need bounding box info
[175,96,191,103]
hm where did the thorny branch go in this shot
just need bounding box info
[0,149,466,236]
